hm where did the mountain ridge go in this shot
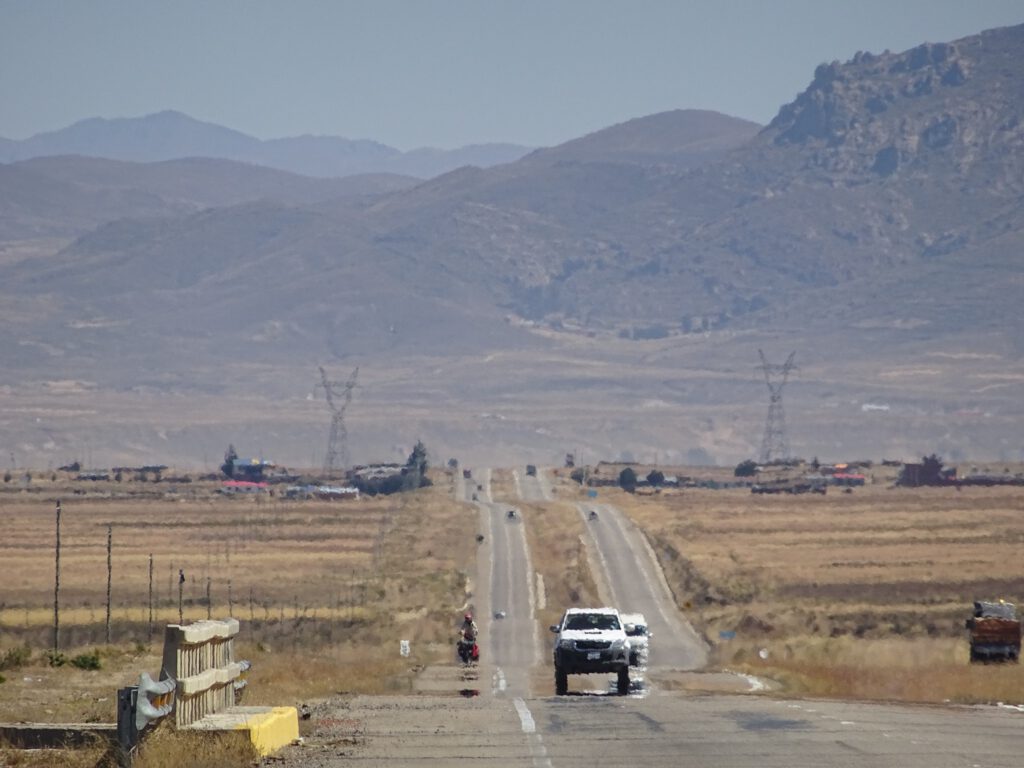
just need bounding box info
[0,109,533,179]
[1,24,1022,468]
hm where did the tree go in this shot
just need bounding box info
[619,467,638,493]
[646,469,665,487]
[921,453,945,485]
[734,459,758,477]
[403,441,430,490]
[221,444,238,479]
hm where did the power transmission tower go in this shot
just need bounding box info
[757,350,797,464]
[315,366,359,477]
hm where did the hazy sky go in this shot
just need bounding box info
[2,1,1022,149]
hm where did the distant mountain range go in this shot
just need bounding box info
[1,23,1022,469]
[0,110,533,179]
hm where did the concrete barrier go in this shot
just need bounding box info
[156,618,297,755]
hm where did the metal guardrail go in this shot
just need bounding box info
[135,672,175,730]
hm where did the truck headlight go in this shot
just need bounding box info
[557,639,574,650]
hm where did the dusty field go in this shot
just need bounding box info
[588,476,1024,704]
[0,470,478,730]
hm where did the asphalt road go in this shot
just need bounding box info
[577,501,708,672]
[514,467,552,502]
[273,468,1024,767]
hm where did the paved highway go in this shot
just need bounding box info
[274,467,1024,767]
[514,467,552,502]
[578,501,707,671]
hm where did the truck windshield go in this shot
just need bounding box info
[566,613,620,630]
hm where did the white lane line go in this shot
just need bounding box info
[483,495,496,663]
[482,467,493,503]
[493,667,507,693]
[840,721,856,726]
[513,697,536,733]
[513,697,553,766]
[504,508,515,661]
[513,470,522,500]
[516,514,541,665]
[536,468,552,501]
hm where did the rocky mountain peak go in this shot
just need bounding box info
[763,23,1024,183]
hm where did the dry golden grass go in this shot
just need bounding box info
[602,480,1024,704]
[132,719,257,768]
[518,500,601,632]
[0,736,118,768]
[0,470,477,728]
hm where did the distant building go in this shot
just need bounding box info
[230,458,275,482]
[831,473,866,487]
[220,480,269,495]
[284,484,360,500]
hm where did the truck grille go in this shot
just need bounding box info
[574,640,611,650]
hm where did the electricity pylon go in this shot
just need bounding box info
[757,350,797,464]
[315,366,359,477]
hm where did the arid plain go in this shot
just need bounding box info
[3,466,1021,735]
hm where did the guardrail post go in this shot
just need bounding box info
[116,686,139,766]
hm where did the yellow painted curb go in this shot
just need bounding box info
[235,706,299,756]
[189,706,299,756]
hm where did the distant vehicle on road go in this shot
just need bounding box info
[620,612,650,666]
[966,600,1021,662]
[506,509,517,520]
[526,465,537,476]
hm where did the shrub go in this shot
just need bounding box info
[0,644,31,671]
[70,650,102,671]
[45,649,67,667]
[734,459,758,477]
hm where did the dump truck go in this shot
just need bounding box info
[966,600,1021,662]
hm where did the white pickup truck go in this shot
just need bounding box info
[550,607,631,695]
[620,612,650,667]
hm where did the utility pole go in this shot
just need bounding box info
[105,525,112,644]
[53,500,61,653]
[148,554,154,640]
